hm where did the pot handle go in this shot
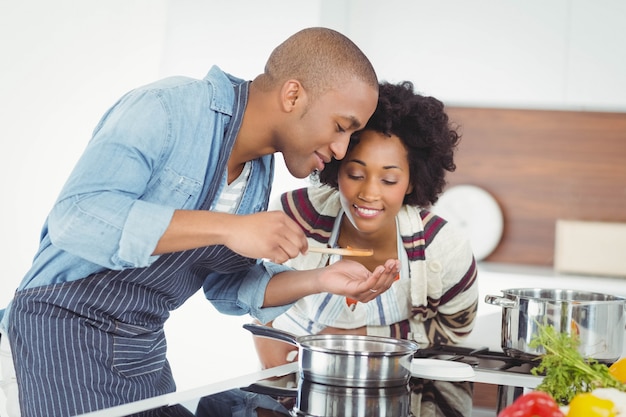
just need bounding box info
[243,323,299,347]
[484,294,518,309]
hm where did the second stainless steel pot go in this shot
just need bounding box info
[292,379,410,417]
[243,324,418,388]
[485,288,626,362]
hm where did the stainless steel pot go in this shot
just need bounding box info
[243,324,418,388]
[485,288,626,362]
[292,379,410,417]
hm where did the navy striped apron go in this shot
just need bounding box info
[9,83,257,417]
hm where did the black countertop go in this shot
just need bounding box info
[75,359,530,417]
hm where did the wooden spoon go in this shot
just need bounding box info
[307,247,374,257]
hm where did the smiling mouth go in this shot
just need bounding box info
[313,152,329,172]
[353,205,382,217]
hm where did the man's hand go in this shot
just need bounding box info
[223,211,308,264]
[154,210,308,264]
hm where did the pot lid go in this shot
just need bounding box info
[411,358,475,381]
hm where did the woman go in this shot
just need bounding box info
[253,81,479,370]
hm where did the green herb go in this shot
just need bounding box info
[529,323,626,404]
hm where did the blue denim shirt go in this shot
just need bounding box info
[2,66,291,329]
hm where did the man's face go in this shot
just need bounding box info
[279,79,378,179]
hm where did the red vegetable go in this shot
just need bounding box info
[498,391,564,417]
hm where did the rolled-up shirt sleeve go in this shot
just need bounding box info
[204,261,294,324]
[47,89,180,270]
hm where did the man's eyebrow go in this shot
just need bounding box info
[342,115,362,130]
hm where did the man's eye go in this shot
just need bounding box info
[336,124,346,133]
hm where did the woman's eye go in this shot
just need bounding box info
[336,124,346,133]
[347,174,363,180]
[382,179,398,185]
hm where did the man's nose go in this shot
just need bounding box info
[329,135,351,160]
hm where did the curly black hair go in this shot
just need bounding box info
[318,81,460,207]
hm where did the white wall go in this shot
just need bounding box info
[346,0,626,111]
[0,0,169,305]
[1,0,625,392]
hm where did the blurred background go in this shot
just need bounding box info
[1,0,625,390]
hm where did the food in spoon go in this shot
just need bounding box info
[307,246,374,256]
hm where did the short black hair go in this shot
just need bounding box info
[258,27,378,98]
[318,81,460,207]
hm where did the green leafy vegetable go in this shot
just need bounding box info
[529,323,626,404]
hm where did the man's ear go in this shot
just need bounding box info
[280,80,304,112]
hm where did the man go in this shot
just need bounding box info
[0,27,400,416]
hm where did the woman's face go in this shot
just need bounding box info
[338,130,412,236]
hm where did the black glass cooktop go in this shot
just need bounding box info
[77,346,544,417]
